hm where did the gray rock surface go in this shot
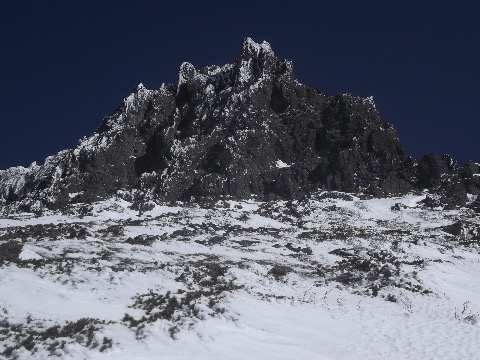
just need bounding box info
[0,38,479,212]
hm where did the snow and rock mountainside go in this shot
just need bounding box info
[1,37,479,214]
[0,194,480,359]
[1,38,480,359]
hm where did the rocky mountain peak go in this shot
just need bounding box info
[240,37,274,58]
[234,37,288,86]
[178,62,197,87]
[0,38,479,214]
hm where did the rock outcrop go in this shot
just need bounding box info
[0,38,479,212]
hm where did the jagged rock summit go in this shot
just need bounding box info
[1,37,479,213]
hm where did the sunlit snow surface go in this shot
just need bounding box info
[0,193,479,359]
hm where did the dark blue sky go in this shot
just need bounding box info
[1,1,479,169]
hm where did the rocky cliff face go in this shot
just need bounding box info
[1,38,479,213]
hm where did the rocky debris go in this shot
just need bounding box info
[99,225,124,237]
[1,318,110,358]
[321,247,430,297]
[285,242,313,255]
[268,265,293,278]
[440,221,480,245]
[0,223,92,241]
[125,234,157,246]
[391,202,410,211]
[124,261,241,339]
[235,239,260,247]
[316,192,355,201]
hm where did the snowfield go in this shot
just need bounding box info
[0,192,479,359]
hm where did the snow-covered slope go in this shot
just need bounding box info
[1,37,480,359]
[1,191,479,359]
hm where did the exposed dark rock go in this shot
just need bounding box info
[125,235,157,246]
[440,180,469,209]
[442,221,464,236]
[195,235,228,246]
[416,154,470,209]
[268,265,293,278]
[235,239,260,247]
[391,203,410,211]
[285,243,313,255]
[316,192,354,201]
[0,241,23,264]
[438,221,480,245]
[461,162,480,195]
[0,38,478,212]
[418,154,449,188]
